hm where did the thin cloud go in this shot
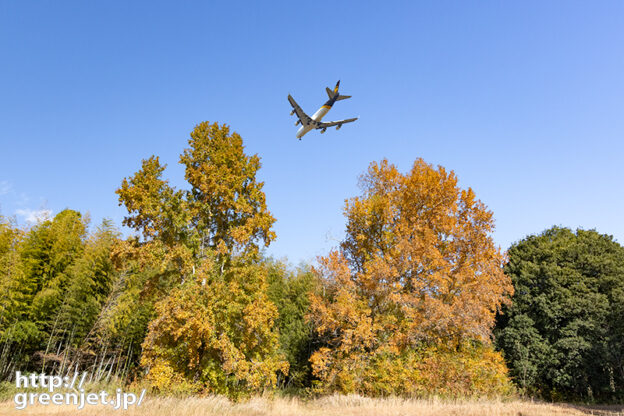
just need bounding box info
[16,208,52,225]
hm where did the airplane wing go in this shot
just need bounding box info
[315,117,358,129]
[288,95,314,127]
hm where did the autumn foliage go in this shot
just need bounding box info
[7,120,621,403]
[140,263,288,396]
[309,159,514,396]
[115,122,287,395]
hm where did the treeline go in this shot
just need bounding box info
[0,121,622,402]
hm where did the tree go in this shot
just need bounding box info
[22,209,87,329]
[141,262,287,396]
[117,122,286,395]
[117,122,275,266]
[0,211,124,378]
[495,227,624,401]
[179,122,275,261]
[309,158,514,396]
[266,260,319,389]
[0,216,24,330]
[90,256,158,383]
[57,219,120,346]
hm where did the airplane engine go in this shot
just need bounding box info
[321,128,327,134]
[290,110,295,116]
[295,120,300,126]
[336,124,342,130]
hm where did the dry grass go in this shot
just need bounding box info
[0,394,622,416]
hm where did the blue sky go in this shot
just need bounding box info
[1,1,623,264]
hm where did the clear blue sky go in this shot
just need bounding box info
[1,1,623,264]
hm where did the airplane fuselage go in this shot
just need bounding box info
[296,105,331,139]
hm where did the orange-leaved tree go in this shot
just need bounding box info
[309,158,514,396]
[116,122,286,396]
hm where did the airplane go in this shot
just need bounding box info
[288,80,358,140]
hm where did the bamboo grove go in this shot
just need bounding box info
[0,122,622,402]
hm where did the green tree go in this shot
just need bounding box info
[0,217,40,378]
[266,260,319,389]
[22,210,87,329]
[0,216,24,330]
[57,219,120,346]
[92,255,158,382]
[495,227,624,401]
[0,210,90,376]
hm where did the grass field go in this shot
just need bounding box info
[1,395,623,416]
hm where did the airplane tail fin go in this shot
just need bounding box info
[326,80,341,99]
[327,80,351,100]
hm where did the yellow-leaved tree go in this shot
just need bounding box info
[116,122,286,396]
[309,159,514,396]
